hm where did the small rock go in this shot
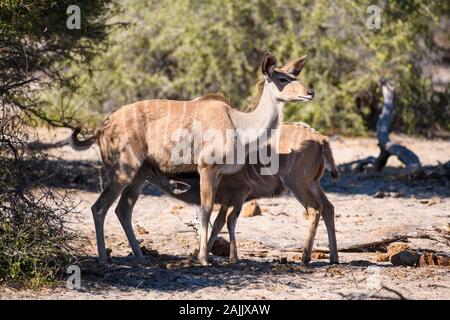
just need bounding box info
[392,192,404,198]
[419,198,440,206]
[374,191,386,198]
[375,252,389,262]
[311,251,328,260]
[377,242,414,263]
[210,237,230,257]
[387,242,410,255]
[390,251,419,267]
[242,201,262,217]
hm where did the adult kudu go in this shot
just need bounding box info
[70,53,314,265]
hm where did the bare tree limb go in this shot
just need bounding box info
[338,285,407,300]
[341,79,421,173]
[0,78,38,95]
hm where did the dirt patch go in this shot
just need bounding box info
[1,130,449,300]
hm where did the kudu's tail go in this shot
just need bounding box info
[323,141,339,180]
[70,127,97,151]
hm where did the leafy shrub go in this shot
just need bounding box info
[49,0,449,135]
[0,186,79,288]
[0,113,79,288]
[0,0,116,287]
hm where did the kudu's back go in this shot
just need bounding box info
[97,99,236,177]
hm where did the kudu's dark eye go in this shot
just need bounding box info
[279,77,288,83]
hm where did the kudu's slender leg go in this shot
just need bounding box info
[115,169,149,264]
[318,189,339,264]
[91,178,128,264]
[287,182,322,265]
[226,203,243,263]
[193,206,214,238]
[206,205,229,253]
[197,167,220,266]
[303,208,321,265]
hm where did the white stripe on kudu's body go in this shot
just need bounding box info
[70,53,313,265]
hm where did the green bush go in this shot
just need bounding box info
[0,0,116,287]
[0,186,79,288]
[49,0,449,135]
[0,115,79,288]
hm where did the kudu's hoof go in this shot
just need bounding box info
[198,256,210,266]
[301,259,311,266]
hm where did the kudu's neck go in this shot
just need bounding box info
[230,82,284,134]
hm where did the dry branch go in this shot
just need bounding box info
[267,226,449,254]
[338,285,407,300]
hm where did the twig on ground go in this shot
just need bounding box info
[338,285,407,300]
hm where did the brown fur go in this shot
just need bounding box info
[70,53,313,265]
[124,123,339,265]
[195,93,231,105]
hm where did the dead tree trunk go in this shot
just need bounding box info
[374,80,421,171]
[343,79,421,173]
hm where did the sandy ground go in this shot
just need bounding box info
[1,128,449,300]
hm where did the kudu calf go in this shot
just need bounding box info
[71,53,314,265]
[123,122,340,265]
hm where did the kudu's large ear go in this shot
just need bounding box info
[261,52,277,77]
[281,55,307,77]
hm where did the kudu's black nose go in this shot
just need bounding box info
[308,90,315,98]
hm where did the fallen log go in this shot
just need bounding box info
[262,225,449,254]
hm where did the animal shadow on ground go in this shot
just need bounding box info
[72,254,390,293]
[18,158,450,198]
[14,158,163,195]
